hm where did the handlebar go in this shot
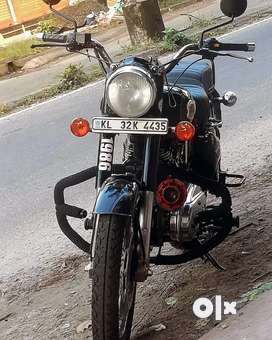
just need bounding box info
[164,43,199,73]
[32,33,255,75]
[42,32,68,44]
[35,31,94,47]
[32,31,113,74]
[204,38,255,52]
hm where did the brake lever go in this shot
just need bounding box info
[217,51,254,63]
[198,48,254,63]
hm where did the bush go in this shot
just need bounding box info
[1,64,104,116]
[0,103,9,115]
[36,20,56,33]
[162,27,192,51]
[56,64,90,91]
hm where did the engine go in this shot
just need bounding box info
[168,184,206,247]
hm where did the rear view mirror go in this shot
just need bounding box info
[220,0,247,18]
[42,0,61,5]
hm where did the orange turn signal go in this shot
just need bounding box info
[70,118,91,137]
[175,121,195,142]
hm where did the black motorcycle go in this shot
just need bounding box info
[37,0,254,338]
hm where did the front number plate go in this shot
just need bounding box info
[91,117,169,135]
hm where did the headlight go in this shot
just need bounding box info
[106,66,157,118]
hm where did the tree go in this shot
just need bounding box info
[123,0,165,45]
[96,0,108,7]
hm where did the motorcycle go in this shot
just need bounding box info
[36,0,254,338]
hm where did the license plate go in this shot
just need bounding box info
[91,117,169,135]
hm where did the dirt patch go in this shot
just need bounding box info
[133,161,272,339]
[0,159,271,340]
[45,0,107,27]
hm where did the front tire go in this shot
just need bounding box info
[92,215,136,340]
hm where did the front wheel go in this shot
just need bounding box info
[92,215,137,340]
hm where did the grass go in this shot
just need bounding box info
[0,27,196,116]
[239,281,272,303]
[161,27,195,51]
[0,63,103,116]
[0,0,193,65]
[1,7,264,116]
[35,19,56,34]
[118,26,197,58]
[159,0,189,9]
[0,39,41,63]
[0,22,218,117]
[0,103,9,115]
[192,17,215,30]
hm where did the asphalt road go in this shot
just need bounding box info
[1,18,272,283]
[0,0,271,104]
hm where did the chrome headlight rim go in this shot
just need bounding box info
[105,65,157,118]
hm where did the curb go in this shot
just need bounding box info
[0,0,202,77]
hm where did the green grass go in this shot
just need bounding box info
[118,28,196,58]
[0,0,191,65]
[0,39,41,63]
[240,282,272,303]
[0,7,263,116]
[159,0,189,9]
[0,63,103,117]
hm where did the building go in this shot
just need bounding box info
[0,0,69,30]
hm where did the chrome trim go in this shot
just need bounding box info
[184,141,189,165]
[222,91,238,107]
[170,184,206,244]
[143,137,151,185]
[186,99,196,121]
[91,117,169,135]
[180,185,206,241]
[248,43,256,52]
[164,43,198,73]
[105,65,157,117]
[138,191,154,279]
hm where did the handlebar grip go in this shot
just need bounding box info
[205,39,255,52]
[216,42,255,52]
[42,33,67,44]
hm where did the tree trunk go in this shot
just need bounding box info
[96,0,108,8]
[123,0,165,45]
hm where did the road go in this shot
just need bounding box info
[0,0,271,104]
[1,17,272,286]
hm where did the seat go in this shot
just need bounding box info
[166,60,213,127]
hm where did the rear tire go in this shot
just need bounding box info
[92,215,136,340]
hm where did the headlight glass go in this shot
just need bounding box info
[106,67,156,118]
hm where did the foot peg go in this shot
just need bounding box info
[220,172,245,187]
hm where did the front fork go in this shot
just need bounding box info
[95,133,161,281]
[137,136,160,280]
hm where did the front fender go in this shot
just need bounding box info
[94,177,140,216]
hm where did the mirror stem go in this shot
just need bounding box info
[200,16,234,47]
[50,4,78,34]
